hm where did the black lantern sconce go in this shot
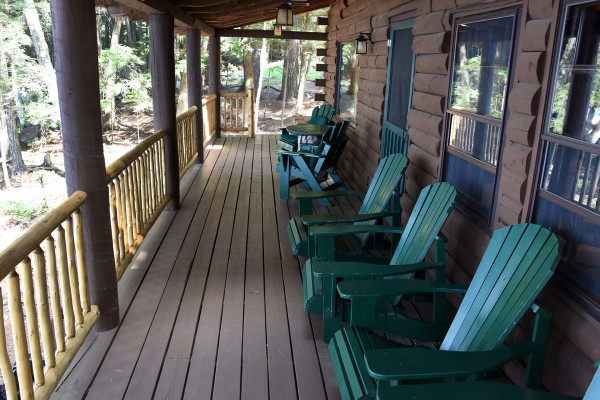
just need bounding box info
[355,31,373,55]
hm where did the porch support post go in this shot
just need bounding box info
[50,0,119,330]
[208,36,221,137]
[186,28,204,163]
[150,14,179,210]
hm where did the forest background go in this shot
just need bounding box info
[0,2,339,252]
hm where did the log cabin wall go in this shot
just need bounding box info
[326,0,599,396]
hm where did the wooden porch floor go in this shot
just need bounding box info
[53,135,347,400]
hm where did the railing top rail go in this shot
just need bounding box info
[176,106,198,123]
[106,129,167,182]
[220,92,248,98]
[0,191,87,280]
[202,94,217,105]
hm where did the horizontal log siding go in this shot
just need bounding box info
[327,0,599,395]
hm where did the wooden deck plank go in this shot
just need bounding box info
[269,137,330,400]
[211,137,254,399]
[123,139,247,400]
[153,138,243,400]
[241,136,269,400]
[53,141,224,399]
[262,137,298,400]
[183,137,247,399]
[85,139,235,400]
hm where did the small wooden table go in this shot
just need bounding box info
[286,124,332,151]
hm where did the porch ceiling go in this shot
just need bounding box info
[100,0,331,33]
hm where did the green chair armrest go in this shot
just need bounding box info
[301,211,399,226]
[310,224,405,237]
[312,260,445,278]
[291,190,365,201]
[365,341,542,381]
[275,150,320,158]
[337,279,467,299]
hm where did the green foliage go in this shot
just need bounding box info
[6,199,49,222]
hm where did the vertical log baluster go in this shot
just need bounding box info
[45,236,65,352]
[20,259,45,386]
[73,210,90,312]
[117,176,126,258]
[123,170,133,248]
[56,226,75,338]
[8,271,34,399]
[131,160,140,234]
[0,288,18,399]
[32,248,56,369]
[109,181,120,268]
[64,218,83,325]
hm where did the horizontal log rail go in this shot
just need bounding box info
[221,92,249,133]
[177,106,198,179]
[0,191,99,400]
[203,94,218,141]
[106,130,170,280]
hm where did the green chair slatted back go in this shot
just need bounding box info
[310,104,335,124]
[321,120,350,172]
[390,182,457,267]
[352,153,409,246]
[585,365,600,399]
[441,223,560,352]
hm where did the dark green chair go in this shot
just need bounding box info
[307,182,457,341]
[377,364,599,400]
[279,104,336,150]
[276,121,349,205]
[329,223,560,400]
[287,153,409,258]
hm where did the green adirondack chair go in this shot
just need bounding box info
[279,104,336,150]
[307,182,457,341]
[276,121,349,205]
[287,153,409,258]
[328,223,561,400]
[377,363,599,400]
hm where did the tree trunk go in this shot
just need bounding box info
[23,0,59,108]
[176,70,188,115]
[127,18,136,48]
[296,47,311,114]
[107,16,123,130]
[346,53,359,95]
[279,39,299,101]
[0,53,26,176]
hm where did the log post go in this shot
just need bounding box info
[208,36,221,137]
[150,14,180,210]
[50,0,119,330]
[186,28,204,163]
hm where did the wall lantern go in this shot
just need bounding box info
[274,24,283,36]
[277,3,294,26]
[355,31,373,54]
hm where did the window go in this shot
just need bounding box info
[533,1,600,308]
[443,11,519,224]
[335,42,359,121]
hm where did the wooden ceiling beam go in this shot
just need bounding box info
[217,28,327,41]
[111,0,215,35]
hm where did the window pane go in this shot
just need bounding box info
[337,42,359,121]
[541,142,600,213]
[450,16,515,118]
[533,196,600,298]
[548,3,600,146]
[448,113,501,166]
[444,152,495,220]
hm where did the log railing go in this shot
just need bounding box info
[106,130,169,280]
[177,106,198,179]
[221,92,249,134]
[203,94,218,141]
[0,191,99,400]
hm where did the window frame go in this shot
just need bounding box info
[531,0,600,314]
[442,7,522,228]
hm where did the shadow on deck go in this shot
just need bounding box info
[53,135,345,400]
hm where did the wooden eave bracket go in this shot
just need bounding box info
[110,0,215,35]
